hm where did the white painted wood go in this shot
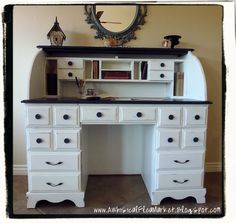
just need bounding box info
[156,129,181,149]
[155,170,203,190]
[28,151,80,171]
[53,105,78,126]
[156,151,204,169]
[158,106,182,126]
[58,69,84,80]
[119,106,156,123]
[26,105,51,127]
[148,70,174,81]
[26,192,85,208]
[54,129,80,150]
[183,106,208,126]
[182,128,206,148]
[29,172,81,192]
[148,59,174,70]
[80,105,118,123]
[57,58,84,69]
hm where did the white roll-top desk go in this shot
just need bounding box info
[22,46,211,208]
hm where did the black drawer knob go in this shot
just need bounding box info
[64,138,70,144]
[63,114,70,120]
[160,62,165,67]
[36,138,42,144]
[168,137,173,143]
[96,112,103,118]
[195,115,200,120]
[168,114,174,120]
[68,72,73,77]
[160,73,165,78]
[193,137,199,142]
[136,112,142,118]
[68,61,73,66]
[35,114,41,119]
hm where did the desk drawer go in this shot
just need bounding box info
[182,129,206,148]
[158,107,182,126]
[183,107,207,126]
[80,106,118,123]
[58,69,84,80]
[119,106,156,123]
[28,152,80,171]
[27,129,52,150]
[26,106,51,126]
[156,151,204,169]
[148,70,174,81]
[148,59,174,70]
[54,129,80,150]
[157,129,181,149]
[155,170,203,189]
[29,173,81,191]
[53,106,78,126]
[57,58,84,69]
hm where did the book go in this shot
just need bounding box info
[93,60,99,79]
[141,61,148,80]
[174,72,184,96]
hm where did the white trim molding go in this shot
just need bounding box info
[13,165,27,175]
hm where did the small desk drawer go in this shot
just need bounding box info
[157,129,181,149]
[148,70,174,81]
[156,151,204,169]
[58,69,84,80]
[158,107,182,126]
[80,106,118,123]
[182,129,206,148]
[29,173,81,191]
[54,129,80,150]
[27,129,52,150]
[119,106,156,123]
[53,106,78,126]
[183,106,207,126]
[26,106,51,126]
[28,152,80,171]
[155,170,203,189]
[148,59,174,70]
[57,58,84,69]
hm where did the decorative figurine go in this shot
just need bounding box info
[163,35,181,48]
[47,17,66,46]
[162,39,172,48]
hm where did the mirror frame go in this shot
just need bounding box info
[84,5,147,44]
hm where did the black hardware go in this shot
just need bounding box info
[46,161,63,166]
[35,114,41,119]
[160,62,165,67]
[68,72,73,77]
[173,179,188,184]
[174,160,190,164]
[195,115,200,120]
[193,137,199,142]
[64,138,70,144]
[63,114,69,120]
[68,61,73,66]
[168,137,173,143]
[46,182,63,187]
[96,112,102,118]
[160,73,165,78]
[36,138,42,144]
[168,114,174,120]
[136,112,142,118]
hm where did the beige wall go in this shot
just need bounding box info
[13,5,222,168]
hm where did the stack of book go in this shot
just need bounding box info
[174,71,184,96]
[102,71,131,80]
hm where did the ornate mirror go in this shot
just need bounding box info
[84,5,147,45]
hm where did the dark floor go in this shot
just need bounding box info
[12,173,223,216]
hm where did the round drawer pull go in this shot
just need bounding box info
[68,61,73,66]
[168,114,174,120]
[46,182,63,187]
[63,114,70,120]
[160,62,165,67]
[193,137,199,142]
[64,138,70,144]
[46,161,63,166]
[195,115,200,120]
[136,112,143,118]
[168,137,173,143]
[68,72,73,77]
[174,160,190,164]
[160,73,165,78]
[96,112,103,118]
[36,138,42,144]
[35,114,41,119]
[173,179,188,184]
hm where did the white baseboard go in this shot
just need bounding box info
[13,162,222,176]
